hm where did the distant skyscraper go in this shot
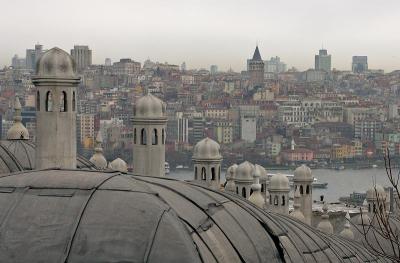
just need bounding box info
[11,55,26,69]
[210,65,218,75]
[315,49,331,72]
[105,58,111,66]
[181,62,186,72]
[71,45,92,72]
[248,46,265,89]
[25,44,44,71]
[264,56,286,73]
[352,56,368,73]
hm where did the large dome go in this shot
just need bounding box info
[0,169,385,262]
[192,137,222,160]
[0,140,95,172]
[134,93,166,119]
[35,47,77,78]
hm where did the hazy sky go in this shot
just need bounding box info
[1,0,399,72]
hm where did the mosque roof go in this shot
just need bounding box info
[0,140,95,172]
[0,169,386,262]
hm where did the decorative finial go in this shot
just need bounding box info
[248,165,265,209]
[317,202,334,234]
[340,211,354,239]
[6,96,29,140]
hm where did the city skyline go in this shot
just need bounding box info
[1,0,400,72]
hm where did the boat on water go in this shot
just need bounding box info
[165,162,170,174]
[334,165,345,170]
[372,164,378,168]
[176,165,184,169]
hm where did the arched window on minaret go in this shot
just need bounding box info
[211,167,215,180]
[300,185,304,195]
[282,196,286,206]
[134,128,137,144]
[242,188,246,198]
[141,128,147,145]
[274,196,278,205]
[162,129,165,144]
[152,129,158,145]
[195,167,198,180]
[46,91,53,112]
[306,185,310,194]
[201,167,206,180]
[218,167,221,181]
[236,187,238,194]
[60,91,67,112]
[72,91,76,111]
[36,91,40,111]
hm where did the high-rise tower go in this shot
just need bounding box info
[132,93,167,176]
[32,47,80,169]
[248,46,264,89]
[315,48,331,72]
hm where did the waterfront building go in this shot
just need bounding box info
[70,45,92,72]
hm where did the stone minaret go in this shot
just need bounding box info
[192,137,222,190]
[269,173,290,215]
[133,93,167,176]
[32,47,80,169]
[293,165,313,225]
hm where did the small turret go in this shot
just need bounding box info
[224,164,237,193]
[7,97,29,140]
[248,165,265,209]
[290,187,305,223]
[109,158,128,173]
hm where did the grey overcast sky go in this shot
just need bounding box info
[1,0,399,72]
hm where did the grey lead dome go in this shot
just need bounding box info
[192,137,222,160]
[0,169,386,262]
[35,47,77,78]
[134,93,166,119]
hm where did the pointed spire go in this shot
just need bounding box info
[248,165,265,209]
[89,131,107,170]
[7,96,29,140]
[290,187,306,222]
[317,203,334,234]
[340,212,354,239]
[252,46,262,61]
